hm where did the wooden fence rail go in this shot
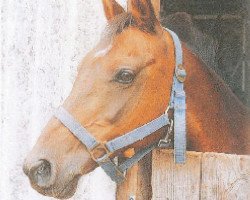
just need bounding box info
[117,150,250,200]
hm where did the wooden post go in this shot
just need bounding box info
[152,149,202,199]
[117,149,250,199]
[116,153,152,200]
[151,149,250,200]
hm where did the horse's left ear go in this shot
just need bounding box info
[102,0,125,21]
[151,0,160,20]
[128,0,159,33]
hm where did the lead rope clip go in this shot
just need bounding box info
[158,119,174,148]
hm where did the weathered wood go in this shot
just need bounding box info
[200,152,250,200]
[116,153,152,200]
[116,164,139,200]
[151,150,250,200]
[152,149,202,200]
[117,150,250,200]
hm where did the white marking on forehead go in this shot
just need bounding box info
[94,44,113,58]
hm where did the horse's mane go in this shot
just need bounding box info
[101,13,132,43]
[161,12,219,71]
[200,58,249,116]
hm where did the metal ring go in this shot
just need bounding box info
[175,64,186,83]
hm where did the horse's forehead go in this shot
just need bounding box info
[94,44,113,58]
[117,28,150,44]
[111,31,155,58]
[85,28,161,74]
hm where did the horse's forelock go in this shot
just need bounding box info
[101,13,132,42]
[101,10,159,43]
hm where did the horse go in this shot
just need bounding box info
[23,0,250,199]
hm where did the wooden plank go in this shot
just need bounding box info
[116,153,152,200]
[200,152,250,200]
[118,150,250,200]
[152,149,202,200]
[116,164,139,200]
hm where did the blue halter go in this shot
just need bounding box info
[54,28,186,183]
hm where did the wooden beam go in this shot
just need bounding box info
[151,150,250,199]
[116,153,152,200]
[200,153,250,199]
[152,149,202,200]
[116,164,139,200]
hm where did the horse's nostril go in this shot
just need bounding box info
[29,160,52,187]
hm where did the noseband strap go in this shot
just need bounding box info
[55,107,170,183]
[54,28,186,183]
[54,107,98,150]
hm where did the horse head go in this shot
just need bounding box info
[23,0,179,198]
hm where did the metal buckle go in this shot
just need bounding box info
[175,64,186,83]
[89,143,111,162]
[158,119,174,148]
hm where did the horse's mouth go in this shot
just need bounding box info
[33,176,80,199]
[55,176,80,199]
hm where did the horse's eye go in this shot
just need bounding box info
[114,69,135,84]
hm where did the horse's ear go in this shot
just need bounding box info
[102,0,125,21]
[151,0,160,20]
[128,0,159,33]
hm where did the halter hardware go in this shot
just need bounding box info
[54,28,187,183]
[176,64,187,83]
[89,143,111,162]
[158,119,173,148]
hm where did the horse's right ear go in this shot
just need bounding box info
[127,0,158,33]
[102,0,125,21]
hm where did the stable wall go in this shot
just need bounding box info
[0,1,125,199]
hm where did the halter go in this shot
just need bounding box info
[54,28,186,183]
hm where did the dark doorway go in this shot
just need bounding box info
[160,0,250,106]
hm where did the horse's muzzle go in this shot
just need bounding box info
[23,159,53,188]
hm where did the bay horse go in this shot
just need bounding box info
[23,0,250,199]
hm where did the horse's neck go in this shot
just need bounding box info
[183,45,250,154]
